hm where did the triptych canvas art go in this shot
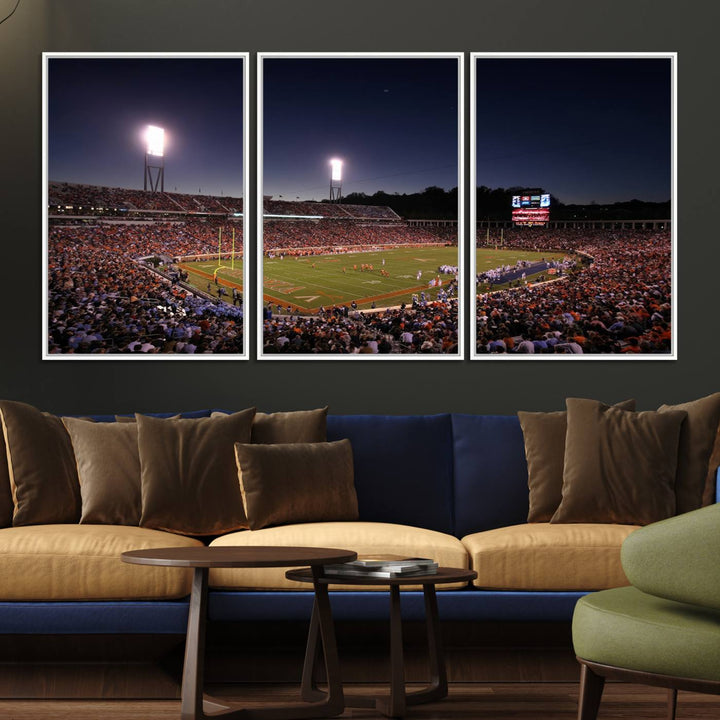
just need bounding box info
[43,52,675,360]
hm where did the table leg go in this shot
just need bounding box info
[181,567,208,720]
[298,569,345,712]
[344,583,448,718]
[181,566,343,720]
[300,597,323,702]
[384,584,407,717]
[309,567,344,715]
[405,583,448,705]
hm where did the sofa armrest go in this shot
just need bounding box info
[621,503,720,610]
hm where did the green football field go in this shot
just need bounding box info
[180,246,567,313]
[180,258,245,300]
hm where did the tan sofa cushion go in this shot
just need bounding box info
[209,521,469,591]
[462,523,639,591]
[0,525,203,600]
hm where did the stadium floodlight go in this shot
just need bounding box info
[330,158,343,182]
[146,125,165,157]
[144,125,165,192]
[329,158,343,203]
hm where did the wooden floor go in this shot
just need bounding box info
[1,683,719,719]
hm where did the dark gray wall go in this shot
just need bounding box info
[0,0,717,415]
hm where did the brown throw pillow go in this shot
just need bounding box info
[0,400,81,525]
[212,407,328,444]
[252,407,328,443]
[0,431,13,529]
[704,426,720,506]
[658,393,720,514]
[552,398,686,525]
[235,439,358,531]
[62,417,141,525]
[519,399,636,522]
[138,409,256,536]
[114,414,180,423]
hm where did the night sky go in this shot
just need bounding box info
[48,57,245,197]
[47,56,670,206]
[475,57,672,204]
[262,57,460,201]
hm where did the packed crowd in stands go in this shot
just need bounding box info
[476,228,672,355]
[47,221,244,354]
[411,225,457,244]
[263,219,447,251]
[46,184,462,355]
[262,300,459,355]
[478,226,595,253]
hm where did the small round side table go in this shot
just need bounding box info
[286,565,477,718]
[122,545,356,720]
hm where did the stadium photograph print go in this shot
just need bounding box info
[258,52,464,360]
[471,53,676,360]
[43,53,249,359]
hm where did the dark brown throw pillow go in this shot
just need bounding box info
[0,430,13,528]
[552,398,686,525]
[519,399,636,522]
[212,407,328,444]
[235,439,358,531]
[138,409,256,536]
[0,400,81,525]
[658,393,720,514]
[115,414,180,423]
[704,425,720,507]
[252,407,328,444]
[62,417,141,525]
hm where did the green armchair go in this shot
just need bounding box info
[572,503,720,720]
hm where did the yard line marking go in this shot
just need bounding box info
[262,283,436,314]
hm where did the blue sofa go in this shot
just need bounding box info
[0,411,623,637]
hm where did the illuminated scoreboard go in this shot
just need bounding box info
[512,192,550,226]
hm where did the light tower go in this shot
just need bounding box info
[144,125,165,192]
[329,158,342,203]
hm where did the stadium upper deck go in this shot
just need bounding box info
[48,182,242,214]
[48,182,401,220]
[263,199,399,220]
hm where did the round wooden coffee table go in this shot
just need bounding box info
[286,566,477,718]
[122,546,356,720]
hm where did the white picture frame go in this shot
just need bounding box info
[43,52,250,360]
[257,52,464,360]
[470,52,677,361]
